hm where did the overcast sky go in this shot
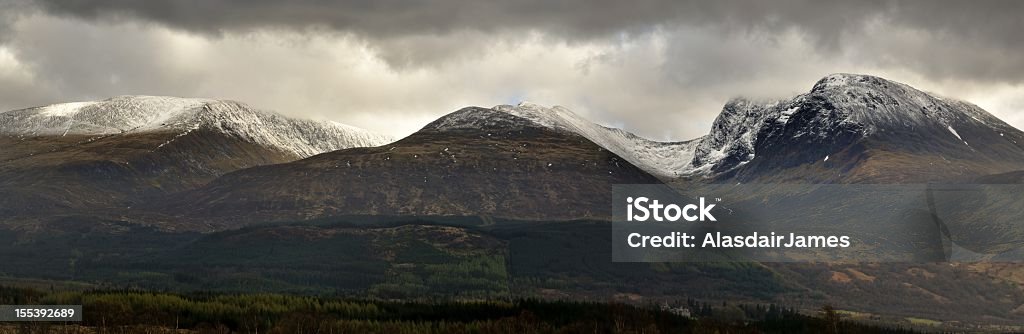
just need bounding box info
[1,0,1022,141]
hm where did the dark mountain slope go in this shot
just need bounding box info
[164,107,661,225]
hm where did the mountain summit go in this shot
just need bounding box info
[426,102,697,178]
[687,73,1024,182]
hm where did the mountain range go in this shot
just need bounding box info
[2,74,1024,327]
[147,74,1024,225]
[5,74,1024,222]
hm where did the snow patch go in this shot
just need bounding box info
[947,126,962,141]
[947,126,968,146]
[777,106,798,124]
[40,101,96,117]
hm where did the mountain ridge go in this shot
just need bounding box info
[0,95,394,158]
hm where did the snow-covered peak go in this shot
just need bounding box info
[688,73,1023,177]
[420,106,543,132]
[805,73,1008,133]
[0,95,393,158]
[811,73,860,90]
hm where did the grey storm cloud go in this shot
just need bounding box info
[23,0,1015,40]
[21,0,1024,82]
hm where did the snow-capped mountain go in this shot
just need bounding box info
[686,74,1024,182]
[0,96,392,216]
[426,102,698,178]
[164,106,662,225]
[0,95,393,157]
